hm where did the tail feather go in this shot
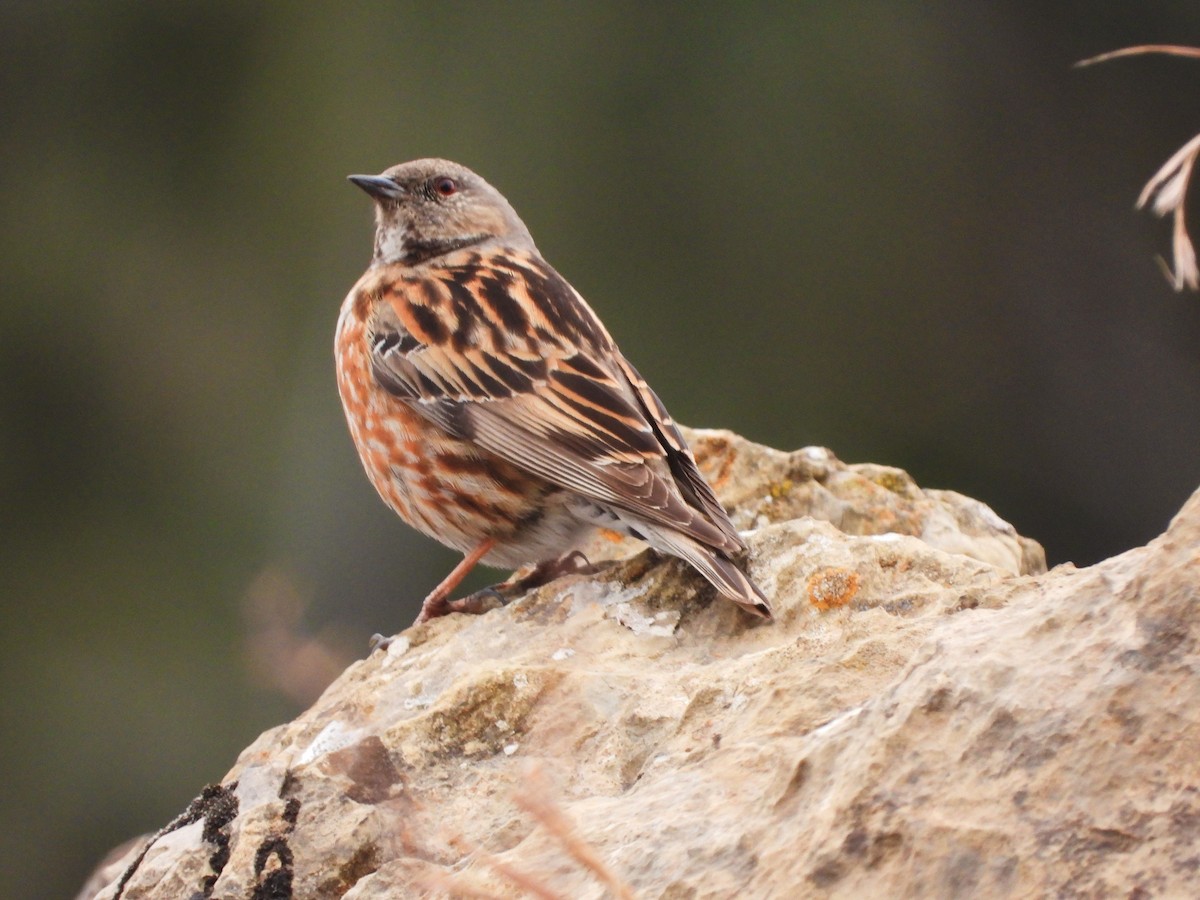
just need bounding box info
[643,528,772,619]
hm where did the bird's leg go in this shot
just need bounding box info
[392,547,598,646]
[439,551,598,619]
[412,538,496,625]
[441,586,507,617]
[505,550,599,592]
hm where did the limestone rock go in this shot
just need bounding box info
[577,429,1046,579]
[85,433,1200,899]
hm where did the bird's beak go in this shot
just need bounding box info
[348,174,405,201]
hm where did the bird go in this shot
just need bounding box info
[336,158,772,626]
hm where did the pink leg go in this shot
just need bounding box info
[413,538,496,625]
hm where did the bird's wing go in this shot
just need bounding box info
[364,250,745,555]
[610,355,745,548]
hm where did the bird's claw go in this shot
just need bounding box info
[368,632,392,653]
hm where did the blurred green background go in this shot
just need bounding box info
[3,2,1199,895]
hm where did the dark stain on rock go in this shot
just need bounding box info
[251,835,294,900]
[251,790,301,900]
[772,758,809,811]
[1010,730,1071,771]
[1123,611,1192,671]
[921,686,953,714]
[112,781,239,900]
[1106,699,1144,743]
[1169,798,1200,835]
[279,769,302,800]
[842,827,869,857]
[867,832,904,869]
[969,709,1074,774]
[975,710,1018,752]
[329,736,405,805]
[1061,826,1142,863]
[807,855,844,887]
[198,784,239,897]
[942,849,983,894]
[841,827,903,869]
[282,797,300,825]
[334,843,381,894]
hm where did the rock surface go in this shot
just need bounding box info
[86,431,1200,899]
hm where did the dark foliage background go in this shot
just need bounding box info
[2,3,1198,895]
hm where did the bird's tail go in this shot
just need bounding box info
[645,528,773,619]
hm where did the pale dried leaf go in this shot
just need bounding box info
[1170,201,1200,291]
[1137,132,1200,291]
[1136,132,1200,214]
[1076,43,1200,291]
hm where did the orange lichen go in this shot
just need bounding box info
[807,567,860,610]
[692,435,736,490]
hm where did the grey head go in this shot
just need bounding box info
[348,158,536,266]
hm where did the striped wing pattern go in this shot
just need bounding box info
[364,248,747,559]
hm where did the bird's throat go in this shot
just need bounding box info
[376,230,487,266]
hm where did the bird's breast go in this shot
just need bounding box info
[334,288,567,555]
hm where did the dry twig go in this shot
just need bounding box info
[1079,44,1200,291]
[1075,45,1200,67]
[514,765,636,900]
[419,767,636,899]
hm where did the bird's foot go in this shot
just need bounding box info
[368,632,393,653]
[503,550,599,593]
[388,551,602,641]
[442,586,508,616]
[404,586,507,632]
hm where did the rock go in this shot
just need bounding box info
[85,432,1200,900]
[578,429,1046,579]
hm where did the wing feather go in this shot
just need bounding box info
[367,251,743,554]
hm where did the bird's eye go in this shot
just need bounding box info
[433,177,458,197]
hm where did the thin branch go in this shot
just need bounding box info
[1078,44,1200,291]
[1076,45,1200,67]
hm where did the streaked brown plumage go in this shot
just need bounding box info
[336,158,771,624]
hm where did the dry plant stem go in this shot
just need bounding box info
[1075,44,1200,67]
[431,773,635,899]
[437,833,565,900]
[457,850,564,900]
[1077,43,1200,291]
[1137,133,1200,291]
[516,769,637,900]
[417,872,510,900]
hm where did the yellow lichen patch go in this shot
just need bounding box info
[769,479,794,499]
[388,667,560,765]
[807,567,860,610]
[865,467,918,497]
[599,528,626,543]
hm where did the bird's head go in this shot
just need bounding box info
[349,158,535,266]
